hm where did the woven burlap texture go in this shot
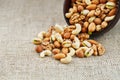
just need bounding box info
[0,0,120,80]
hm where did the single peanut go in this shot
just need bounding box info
[76,49,84,58]
[83,22,89,28]
[94,18,102,25]
[70,35,75,40]
[52,49,60,55]
[87,10,95,17]
[88,22,96,32]
[63,32,71,39]
[96,25,102,31]
[86,4,97,10]
[53,53,66,60]
[54,41,61,48]
[77,5,84,12]
[62,48,69,55]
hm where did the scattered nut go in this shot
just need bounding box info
[40,50,52,58]
[52,48,60,55]
[94,18,102,25]
[35,45,43,53]
[72,36,80,49]
[53,53,66,60]
[76,48,85,58]
[60,54,72,64]
[101,21,108,28]
[68,47,75,56]
[62,48,69,55]
[63,32,71,39]
[87,10,95,17]
[65,0,118,33]
[86,4,97,10]
[72,24,82,35]
[88,22,96,32]
[54,41,61,48]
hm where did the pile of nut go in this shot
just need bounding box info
[33,24,105,64]
[65,0,117,33]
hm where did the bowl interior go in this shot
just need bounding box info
[63,0,120,38]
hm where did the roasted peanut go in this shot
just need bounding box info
[52,48,60,55]
[62,48,69,55]
[78,33,90,40]
[88,22,96,32]
[94,18,102,25]
[87,10,95,17]
[53,53,66,60]
[54,41,61,48]
[77,5,84,12]
[83,22,89,28]
[76,48,84,58]
[86,4,97,10]
[40,50,52,58]
[63,32,71,39]
[68,47,75,56]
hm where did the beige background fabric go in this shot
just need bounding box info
[0,0,120,80]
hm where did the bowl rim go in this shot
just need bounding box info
[63,0,120,38]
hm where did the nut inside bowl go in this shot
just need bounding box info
[63,0,120,37]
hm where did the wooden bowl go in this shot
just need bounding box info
[63,0,120,37]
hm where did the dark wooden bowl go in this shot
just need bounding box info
[63,0,120,38]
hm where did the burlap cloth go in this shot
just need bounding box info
[0,0,120,80]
